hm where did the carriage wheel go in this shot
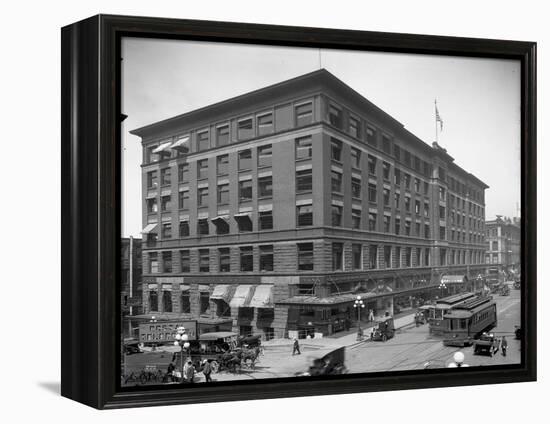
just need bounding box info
[211,361,219,373]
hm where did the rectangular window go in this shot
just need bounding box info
[179,221,189,237]
[394,168,401,186]
[352,244,362,270]
[424,201,430,218]
[414,178,421,192]
[424,181,429,195]
[216,125,230,146]
[199,249,210,272]
[382,162,391,180]
[405,247,412,267]
[331,170,343,193]
[352,208,361,229]
[218,248,230,272]
[439,186,446,201]
[331,138,342,162]
[296,168,313,193]
[217,155,229,175]
[439,226,446,240]
[404,173,411,189]
[162,251,172,273]
[351,147,361,168]
[383,215,391,232]
[424,249,430,266]
[180,291,191,313]
[382,135,391,154]
[180,250,190,272]
[197,159,208,179]
[352,177,362,198]
[332,205,342,227]
[383,188,390,206]
[384,246,392,268]
[160,168,171,186]
[259,210,273,230]
[369,245,378,269]
[394,144,401,161]
[415,222,421,236]
[257,113,273,135]
[240,246,253,271]
[394,218,400,235]
[368,183,377,203]
[366,126,377,146]
[395,247,401,268]
[198,187,208,207]
[332,243,343,271]
[440,248,447,266]
[295,102,313,126]
[297,243,314,270]
[415,200,421,215]
[259,245,274,271]
[217,184,229,204]
[404,196,411,212]
[295,136,312,160]
[368,212,377,231]
[328,104,343,128]
[368,154,377,175]
[162,222,171,239]
[239,180,253,202]
[236,214,253,232]
[349,116,361,138]
[238,118,253,139]
[149,252,158,273]
[238,149,252,171]
[258,144,272,167]
[178,190,189,209]
[197,218,209,236]
[394,193,400,209]
[146,146,159,164]
[425,224,430,239]
[197,131,209,151]
[297,203,313,227]
[404,150,411,167]
[149,291,158,311]
[161,195,171,212]
[258,176,273,198]
[147,198,158,214]
[405,220,411,236]
[147,170,158,189]
[416,248,422,266]
[178,163,188,182]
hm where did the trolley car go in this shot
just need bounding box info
[441,296,497,347]
[428,292,476,335]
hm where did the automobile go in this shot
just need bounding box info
[370,316,395,342]
[295,347,347,377]
[473,332,501,356]
[499,284,510,296]
[515,326,522,340]
[124,342,143,355]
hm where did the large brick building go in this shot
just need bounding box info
[130,69,489,339]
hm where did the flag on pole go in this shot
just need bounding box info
[435,103,443,132]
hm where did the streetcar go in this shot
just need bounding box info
[428,292,476,335]
[441,296,497,347]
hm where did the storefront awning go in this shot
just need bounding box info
[249,285,274,308]
[210,285,233,303]
[141,223,158,234]
[229,285,254,308]
[441,275,468,284]
[152,141,173,153]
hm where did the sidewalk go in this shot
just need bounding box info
[263,311,416,351]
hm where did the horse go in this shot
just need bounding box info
[239,346,262,369]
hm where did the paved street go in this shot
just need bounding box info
[123,284,521,385]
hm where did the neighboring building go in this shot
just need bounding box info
[485,216,521,273]
[121,236,143,338]
[130,69,489,339]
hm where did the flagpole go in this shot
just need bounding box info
[434,99,439,143]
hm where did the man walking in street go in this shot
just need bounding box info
[368,309,375,322]
[202,359,213,382]
[501,336,508,356]
[292,337,301,355]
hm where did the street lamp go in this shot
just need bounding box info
[447,351,469,368]
[353,295,365,340]
[173,326,190,382]
[438,281,447,297]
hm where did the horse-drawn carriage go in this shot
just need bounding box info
[173,331,263,374]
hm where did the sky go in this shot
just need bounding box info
[121,37,521,238]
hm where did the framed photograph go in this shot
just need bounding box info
[61,14,536,409]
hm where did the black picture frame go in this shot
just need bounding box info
[61,14,537,410]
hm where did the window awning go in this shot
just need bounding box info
[180,284,190,292]
[141,223,158,234]
[441,275,468,284]
[249,285,274,308]
[171,136,190,151]
[146,192,157,199]
[210,285,234,303]
[229,285,254,308]
[199,284,210,292]
[234,212,252,218]
[211,215,230,225]
[152,141,173,153]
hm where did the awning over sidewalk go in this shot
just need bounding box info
[141,223,158,234]
[441,275,468,284]
[210,285,233,303]
[249,285,274,308]
[229,285,254,308]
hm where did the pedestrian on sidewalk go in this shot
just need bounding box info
[183,360,195,383]
[501,336,508,356]
[202,359,213,382]
[368,309,374,322]
[292,337,301,355]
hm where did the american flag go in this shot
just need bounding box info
[435,103,444,131]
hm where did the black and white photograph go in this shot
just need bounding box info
[120,37,523,387]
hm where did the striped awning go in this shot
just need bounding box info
[229,285,254,308]
[249,285,274,308]
[210,285,233,303]
[141,223,158,234]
